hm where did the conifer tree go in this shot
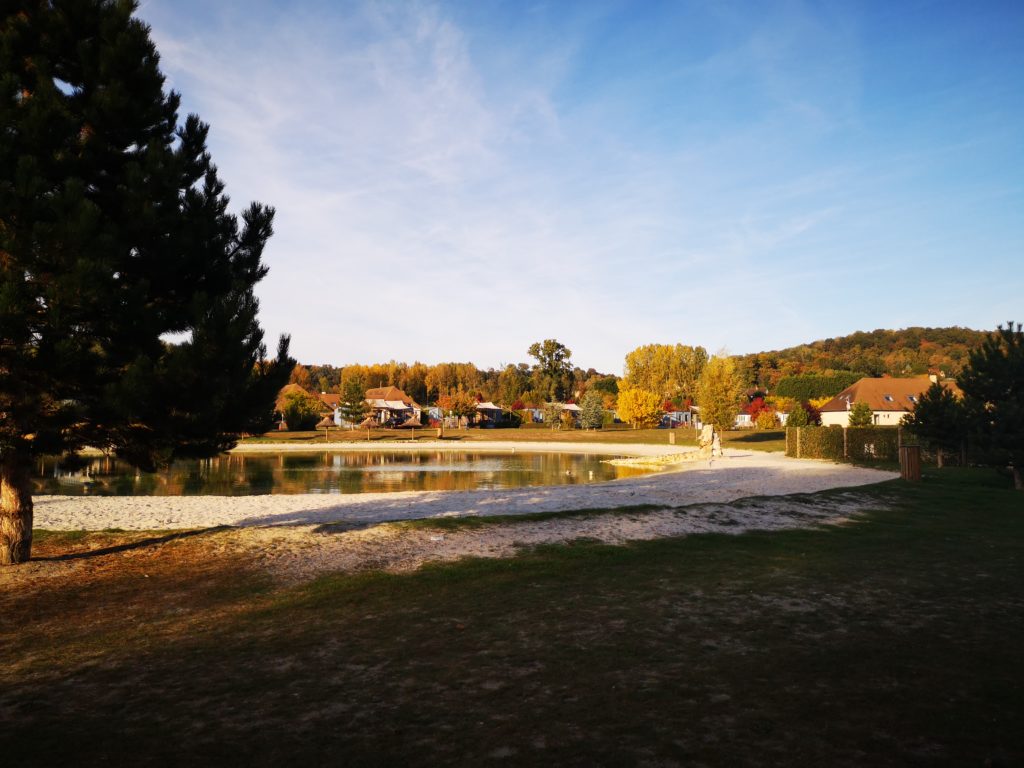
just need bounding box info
[339,378,370,425]
[902,381,965,468]
[579,389,605,430]
[0,1,294,563]
[847,402,874,427]
[958,322,1024,490]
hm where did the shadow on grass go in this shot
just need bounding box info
[31,526,232,562]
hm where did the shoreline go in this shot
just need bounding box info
[229,440,689,457]
[33,449,897,532]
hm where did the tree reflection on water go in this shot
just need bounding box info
[33,452,652,496]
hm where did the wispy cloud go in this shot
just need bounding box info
[138,0,1023,370]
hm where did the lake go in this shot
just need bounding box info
[33,450,654,496]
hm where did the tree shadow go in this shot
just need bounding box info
[33,526,233,562]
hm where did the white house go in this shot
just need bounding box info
[818,376,958,427]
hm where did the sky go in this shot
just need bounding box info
[137,0,1024,374]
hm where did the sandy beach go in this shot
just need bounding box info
[34,445,896,531]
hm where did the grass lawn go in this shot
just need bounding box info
[2,469,1021,766]
[243,426,787,453]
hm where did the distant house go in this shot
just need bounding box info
[475,401,504,425]
[818,375,959,427]
[365,386,422,425]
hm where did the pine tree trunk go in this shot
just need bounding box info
[1013,466,1022,492]
[0,454,34,565]
[936,450,944,469]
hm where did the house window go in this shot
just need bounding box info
[883,394,894,402]
[908,395,917,403]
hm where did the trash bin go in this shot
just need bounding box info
[899,445,921,482]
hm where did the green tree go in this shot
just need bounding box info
[958,322,1024,490]
[694,356,744,432]
[848,402,874,427]
[339,379,370,425]
[786,404,810,428]
[902,381,965,468]
[282,391,322,431]
[0,1,293,564]
[528,339,573,401]
[579,390,604,430]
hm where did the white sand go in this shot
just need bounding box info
[33,446,896,532]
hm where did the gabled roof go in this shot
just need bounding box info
[319,393,341,408]
[476,401,502,410]
[365,386,420,409]
[819,376,958,413]
[367,398,412,410]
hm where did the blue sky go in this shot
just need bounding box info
[137,0,1023,373]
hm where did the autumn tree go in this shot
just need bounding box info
[694,355,744,432]
[438,389,478,426]
[281,391,322,431]
[0,1,293,564]
[617,387,663,429]
[902,381,964,468]
[959,321,1024,490]
[622,344,707,402]
[528,339,573,401]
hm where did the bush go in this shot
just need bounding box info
[755,410,778,430]
[786,405,810,428]
[282,392,323,431]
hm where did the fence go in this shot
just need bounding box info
[785,426,903,462]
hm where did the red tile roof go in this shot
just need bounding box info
[819,376,959,413]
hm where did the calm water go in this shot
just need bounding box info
[33,451,653,496]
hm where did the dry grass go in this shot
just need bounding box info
[2,469,1021,766]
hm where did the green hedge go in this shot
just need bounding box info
[786,426,901,463]
[847,427,899,462]
[774,372,865,401]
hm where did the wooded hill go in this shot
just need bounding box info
[739,327,988,390]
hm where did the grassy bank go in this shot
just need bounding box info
[3,469,1021,765]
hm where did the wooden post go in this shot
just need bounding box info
[796,427,802,459]
[899,445,921,482]
[669,431,676,445]
[843,427,848,459]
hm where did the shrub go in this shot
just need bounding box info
[282,391,323,431]
[755,409,778,430]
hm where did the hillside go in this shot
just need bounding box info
[740,326,987,389]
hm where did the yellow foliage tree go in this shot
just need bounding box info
[616,387,663,429]
[695,355,745,431]
[622,344,708,402]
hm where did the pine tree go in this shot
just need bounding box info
[0,1,294,563]
[579,389,605,430]
[847,402,874,427]
[958,322,1024,490]
[339,379,370,425]
[903,381,965,468]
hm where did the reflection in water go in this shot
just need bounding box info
[33,451,653,497]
